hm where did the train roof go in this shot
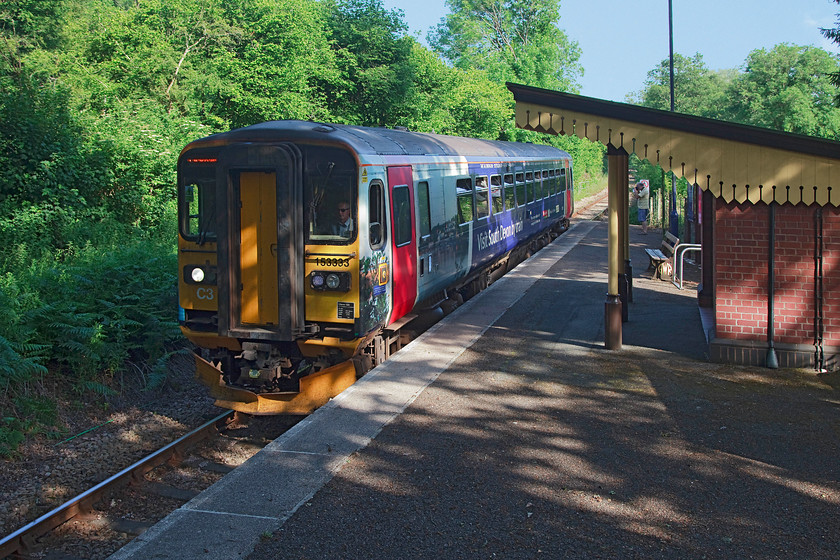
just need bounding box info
[186,120,571,160]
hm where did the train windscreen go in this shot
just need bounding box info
[180,156,217,243]
[303,146,357,245]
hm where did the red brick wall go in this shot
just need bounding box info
[823,209,840,345]
[714,202,840,347]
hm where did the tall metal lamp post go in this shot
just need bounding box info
[669,0,675,111]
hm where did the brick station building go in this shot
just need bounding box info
[508,83,840,371]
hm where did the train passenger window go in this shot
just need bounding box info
[515,173,526,207]
[491,175,503,213]
[504,174,516,210]
[392,185,412,247]
[475,175,489,219]
[369,181,386,249]
[549,169,556,196]
[542,171,550,198]
[559,168,567,192]
[456,178,473,224]
[417,181,431,238]
[526,172,535,203]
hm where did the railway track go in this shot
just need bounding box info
[0,411,300,560]
[572,188,608,220]
[0,195,608,560]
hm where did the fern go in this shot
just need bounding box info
[0,335,48,387]
[146,348,192,390]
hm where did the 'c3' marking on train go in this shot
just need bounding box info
[377,263,389,286]
[197,287,215,301]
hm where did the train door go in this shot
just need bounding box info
[239,171,278,325]
[387,166,417,323]
[219,144,304,341]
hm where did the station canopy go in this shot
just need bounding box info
[507,82,840,207]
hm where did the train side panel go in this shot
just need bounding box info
[176,120,573,415]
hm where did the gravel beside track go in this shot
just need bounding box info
[0,354,225,553]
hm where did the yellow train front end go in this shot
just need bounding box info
[177,130,367,414]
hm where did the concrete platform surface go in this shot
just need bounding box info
[110,220,840,560]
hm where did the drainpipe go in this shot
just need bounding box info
[766,202,779,369]
[815,207,825,371]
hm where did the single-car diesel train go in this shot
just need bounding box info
[178,121,573,414]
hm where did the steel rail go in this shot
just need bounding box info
[0,410,234,558]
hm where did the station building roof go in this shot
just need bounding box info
[508,82,840,207]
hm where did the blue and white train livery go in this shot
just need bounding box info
[177,120,573,414]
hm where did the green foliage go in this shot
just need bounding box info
[626,53,735,118]
[321,0,413,126]
[0,0,606,451]
[629,45,840,140]
[820,0,840,105]
[727,44,840,138]
[0,395,60,458]
[429,0,582,91]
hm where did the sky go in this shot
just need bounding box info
[380,0,840,102]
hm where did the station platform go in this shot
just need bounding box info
[109,219,840,560]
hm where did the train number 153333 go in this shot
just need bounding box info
[316,257,351,267]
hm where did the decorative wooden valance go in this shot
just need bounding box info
[509,83,840,206]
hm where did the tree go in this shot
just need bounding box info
[0,0,63,76]
[626,53,735,119]
[429,0,582,91]
[820,0,840,104]
[320,0,414,126]
[396,42,511,138]
[726,44,840,138]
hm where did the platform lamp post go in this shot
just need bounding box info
[669,0,675,112]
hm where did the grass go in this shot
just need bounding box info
[575,171,608,202]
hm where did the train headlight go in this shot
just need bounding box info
[309,271,351,292]
[191,267,206,283]
[185,265,216,285]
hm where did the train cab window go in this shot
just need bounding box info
[456,178,474,224]
[392,185,412,247]
[475,175,489,219]
[369,181,386,249]
[179,159,217,242]
[303,146,357,244]
[504,174,516,210]
[515,173,526,207]
[490,175,503,213]
[417,181,431,238]
[559,168,567,192]
[526,172,535,203]
[182,180,216,241]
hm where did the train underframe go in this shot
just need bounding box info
[194,219,568,415]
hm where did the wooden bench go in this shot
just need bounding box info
[644,232,679,279]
